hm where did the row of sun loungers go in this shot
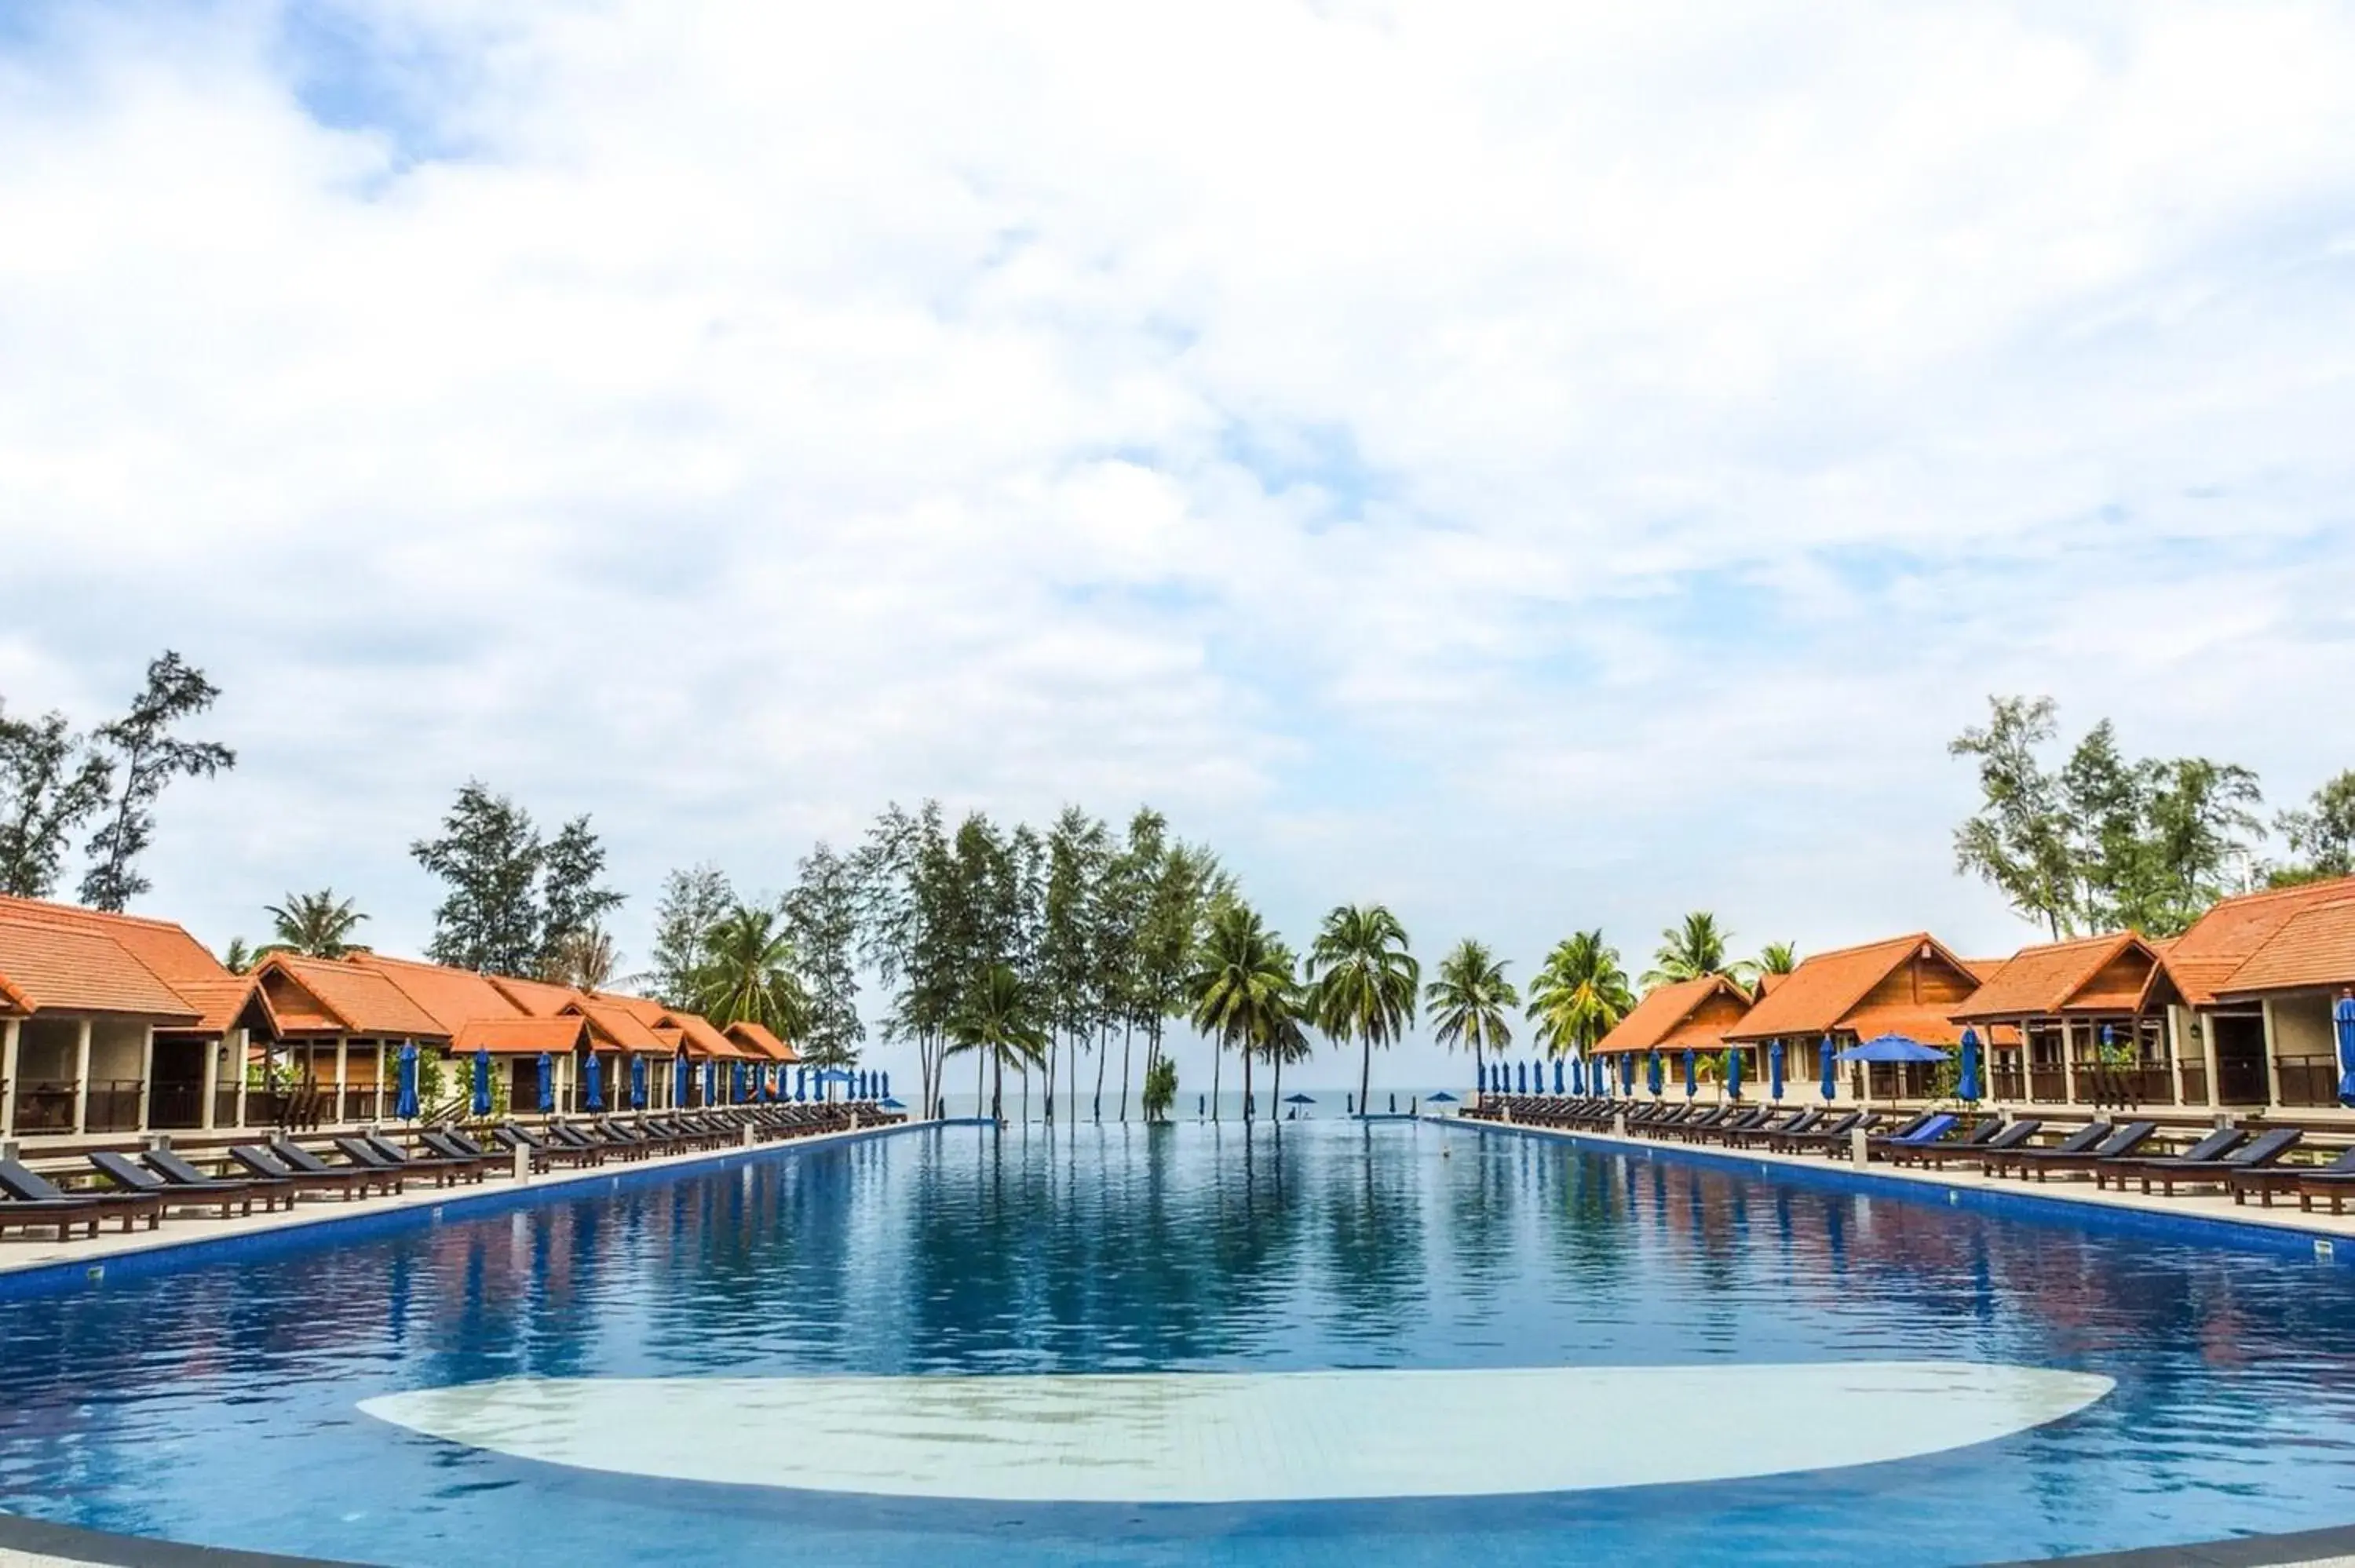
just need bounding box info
[0,1101,903,1242]
[1466,1094,2355,1215]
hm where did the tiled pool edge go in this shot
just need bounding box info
[1443,1115,2355,1262]
[0,1508,353,1567]
[0,1120,941,1300]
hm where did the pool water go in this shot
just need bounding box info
[3,1120,2354,1566]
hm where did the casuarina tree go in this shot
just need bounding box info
[79,651,236,911]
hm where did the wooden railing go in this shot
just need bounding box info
[2276,1056,2342,1109]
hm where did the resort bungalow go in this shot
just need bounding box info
[1,894,276,1143]
[1725,933,1986,1103]
[1590,975,1758,1095]
[250,954,448,1127]
[1949,932,2177,1108]
[2185,875,2355,1112]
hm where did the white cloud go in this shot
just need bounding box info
[4,0,2355,1089]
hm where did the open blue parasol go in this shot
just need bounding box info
[1429,1090,1458,1103]
[1835,1034,1952,1064]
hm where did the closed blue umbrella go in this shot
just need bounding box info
[585,1052,604,1111]
[1819,1034,1837,1101]
[881,1070,891,1099]
[1647,1049,1663,1098]
[537,1051,554,1114]
[396,1041,420,1121]
[631,1052,648,1108]
[2337,995,2355,1107]
[1959,1026,1983,1103]
[1554,1058,1565,1095]
[1681,1047,1696,1099]
[732,1061,746,1103]
[703,1059,716,1106]
[1768,1040,1785,1103]
[674,1054,690,1107]
[1725,1047,1742,1100]
[1514,1061,1527,1095]
[471,1046,492,1118]
[1571,1056,1586,1096]
[1620,1052,1634,1094]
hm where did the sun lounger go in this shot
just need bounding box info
[1773,1111,1866,1153]
[2231,1145,2355,1209]
[418,1129,510,1180]
[1726,1109,1815,1148]
[228,1143,376,1200]
[1904,1118,2042,1169]
[495,1123,602,1172]
[144,1147,300,1207]
[2090,1127,2246,1191]
[271,1138,404,1195]
[1695,1107,1771,1143]
[2112,1128,2297,1196]
[338,1135,476,1187]
[88,1150,280,1218]
[0,1158,162,1239]
[1867,1114,1959,1161]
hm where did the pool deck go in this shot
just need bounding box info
[1441,1114,2355,1252]
[0,1120,915,1285]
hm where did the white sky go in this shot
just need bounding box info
[3,0,2353,1092]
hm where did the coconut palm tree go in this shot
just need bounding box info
[946,962,1047,1122]
[1754,940,1800,979]
[1307,903,1418,1115]
[1641,911,1748,988]
[689,903,810,1043]
[1426,939,1518,1092]
[1526,929,1636,1058]
[221,935,253,974]
[258,888,369,958]
[1188,900,1294,1120]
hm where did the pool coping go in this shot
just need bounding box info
[0,1119,931,1298]
[1441,1114,2355,1260]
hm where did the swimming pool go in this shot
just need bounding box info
[2,1118,2352,1566]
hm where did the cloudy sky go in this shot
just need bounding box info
[4,0,2353,1092]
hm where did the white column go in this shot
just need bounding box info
[233,1029,251,1129]
[137,1024,155,1132]
[1,1016,18,1140]
[374,1041,389,1121]
[2198,1009,2222,1110]
[2060,1021,2077,1107]
[71,1017,93,1136]
[2166,1008,2187,1108]
[2262,999,2284,1109]
[334,1036,350,1125]
[200,1029,221,1131]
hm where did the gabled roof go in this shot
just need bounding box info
[725,1020,798,1063]
[0,893,254,1031]
[488,973,590,1018]
[666,1010,742,1058]
[2217,897,2355,997]
[0,917,200,1021]
[2156,875,2355,1005]
[1725,933,1975,1042]
[451,1014,590,1056]
[253,954,447,1039]
[1593,975,1752,1056]
[568,997,670,1053]
[1952,932,2156,1022]
[348,953,531,1037]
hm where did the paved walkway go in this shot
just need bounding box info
[1447,1114,2355,1248]
[0,1121,898,1281]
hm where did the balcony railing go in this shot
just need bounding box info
[148,1083,205,1130]
[2275,1056,2342,1109]
[2074,1065,2177,1108]
[85,1079,144,1134]
[2178,1062,2209,1106]
[2028,1067,2067,1103]
[1991,1067,2025,1101]
[214,1086,243,1128]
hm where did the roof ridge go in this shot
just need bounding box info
[0,892,193,935]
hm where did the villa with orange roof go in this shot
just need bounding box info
[1591,975,1758,1081]
[2142,873,2355,1112]
[1725,934,1986,1102]
[1951,932,2177,1108]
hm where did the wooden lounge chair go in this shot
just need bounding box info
[144,1148,299,1207]
[1906,1118,2043,1170]
[1773,1111,1865,1154]
[2291,1150,2355,1213]
[338,1135,476,1187]
[2090,1127,2245,1191]
[418,1129,510,1180]
[2233,1145,2355,1209]
[88,1150,279,1219]
[272,1138,403,1196]
[1867,1114,1959,1161]
[1889,1117,2010,1167]
[0,1158,162,1239]
[1727,1109,1814,1149]
[2118,1128,2298,1197]
[1983,1121,2109,1179]
[228,1143,377,1201]
[495,1124,602,1172]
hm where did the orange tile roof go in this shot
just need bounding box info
[1593,976,1751,1056]
[451,1015,590,1056]
[488,973,589,1018]
[1952,933,2148,1022]
[0,917,199,1020]
[0,893,253,1031]
[666,1011,743,1058]
[254,954,446,1039]
[1724,933,1964,1041]
[725,1020,798,1063]
[569,997,670,1053]
[349,953,532,1037]
[2162,876,2355,1005]
[2217,898,2355,997]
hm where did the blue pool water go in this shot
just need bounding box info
[3,1120,2355,1565]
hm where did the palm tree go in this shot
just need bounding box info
[947,962,1047,1122]
[221,936,253,974]
[1188,901,1296,1121]
[1526,929,1636,1058]
[259,888,369,958]
[1307,903,1418,1116]
[546,926,623,991]
[1426,939,1518,1092]
[688,903,810,1043]
[1754,940,1800,979]
[1641,911,1748,988]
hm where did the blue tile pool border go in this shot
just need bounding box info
[0,1120,940,1302]
[1444,1117,2355,1265]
